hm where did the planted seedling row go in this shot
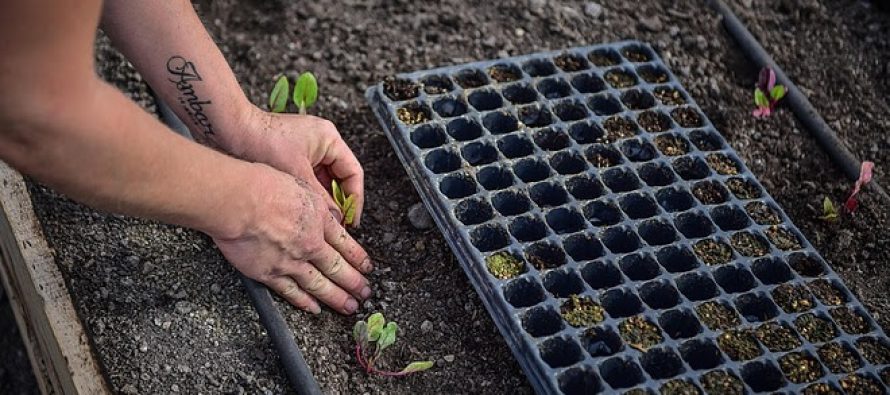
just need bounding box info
[366,41,890,394]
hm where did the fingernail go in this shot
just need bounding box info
[310,303,321,315]
[360,286,372,299]
[361,257,373,273]
[330,209,343,224]
[344,298,358,314]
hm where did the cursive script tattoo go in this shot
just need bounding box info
[166,56,215,139]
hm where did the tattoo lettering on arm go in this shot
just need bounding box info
[166,55,216,142]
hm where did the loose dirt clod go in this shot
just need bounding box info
[705,153,740,175]
[653,86,686,106]
[779,351,824,384]
[559,295,605,327]
[717,329,761,361]
[802,382,842,395]
[856,337,890,364]
[808,280,846,306]
[619,315,663,352]
[660,379,701,395]
[699,370,743,395]
[840,374,883,394]
[725,178,761,199]
[637,111,672,133]
[654,135,689,156]
[730,232,769,257]
[766,226,803,251]
[696,301,740,330]
[771,284,815,313]
[830,307,871,334]
[745,202,782,225]
[383,76,420,101]
[795,313,838,343]
[817,342,861,373]
[693,239,733,265]
[485,251,524,279]
[755,321,801,352]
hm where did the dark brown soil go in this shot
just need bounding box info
[692,181,729,205]
[659,379,701,395]
[696,301,741,331]
[621,47,652,63]
[638,67,668,84]
[795,313,839,343]
[802,382,842,395]
[725,177,761,199]
[817,342,861,373]
[559,295,605,328]
[602,116,639,141]
[840,374,884,394]
[553,53,587,72]
[588,50,621,67]
[604,69,637,88]
[669,107,703,128]
[830,307,872,334]
[693,239,733,265]
[856,337,890,364]
[653,86,686,106]
[778,351,824,383]
[729,231,769,257]
[654,134,689,156]
[705,153,741,176]
[637,110,672,133]
[619,315,663,352]
[745,201,782,225]
[716,329,761,361]
[487,64,521,83]
[382,76,419,101]
[771,283,816,313]
[396,102,430,125]
[698,370,743,395]
[808,279,847,306]
[766,225,803,251]
[754,321,801,352]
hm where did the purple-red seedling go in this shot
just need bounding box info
[844,161,875,214]
[752,67,786,117]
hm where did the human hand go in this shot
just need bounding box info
[213,163,373,314]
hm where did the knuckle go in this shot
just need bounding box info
[280,283,303,298]
[327,254,345,276]
[305,270,328,292]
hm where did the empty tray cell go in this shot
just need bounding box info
[600,226,641,254]
[539,336,584,368]
[637,110,673,133]
[585,144,623,168]
[689,129,723,151]
[656,186,696,213]
[410,124,447,149]
[469,223,510,252]
[582,260,622,290]
[699,370,744,395]
[446,118,483,141]
[603,168,642,193]
[553,100,589,122]
[432,95,468,118]
[529,182,568,208]
[501,83,539,105]
[771,283,815,314]
[600,357,645,389]
[571,73,606,94]
[619,253,661,281]
[568,121,604,144]
[680,339,722,371]
[674,211,716,239]
[705,153,741,176]
[543,269,585,298]
[620,139,657,162]
[693,238,733,266]
[745,201,782,225]
[766,226,803,251]
[717,329,762,361]
[439,172,477,199]
[656,245,699,273]
[483,111,520,134]
[638,218,679,246]
[550,151,587,175]
[424,148,462,174]
[830,307,872,335]
[491,190,532,216]
[817,342,862,374]
[562,232,605,262]
[755,321,802,352]
[660,308,703,340]
[602,116,639,141]
[515,158,551,183]
[639,280,681,310]
[618,315,663,351]
[545,207,585,234]
[533,127,571,151]
[741,361,785,392]
[496,134,533,159]
[396,101,432,125]
[795,313,838,343]
[508,214,548,242]
[807,279,848,306]
[788,252,826,277]
[692,180,729,205]
[588,48,622,67]
[382,76,420,101]
[729,231,769,257]
[454,68,489,88]
[486,250,527,280]
[839,373,884,394]
[521,305,564,337]
[560,295,605,327]
[565,175,604,201]
[696,301,741,331]
[487,63,523,83]
[709,204,751,231]
[621,89,656,110]
[537,78,572,100]
[477,165,514,191]
[734,292,779,323]
[584,326,624,359]
[670,107,704,128]
[467,89,503,112]
[725,177,762,200]
[621,44,653,62]
[503,276,545,308]
[856,337,890,364]
[522,58,557,77]
[713,265,756,294]
[460,141,498,166]
[641,347,685,379]
[604,68,638,88]
[454,197,494,226]
[420,74,454,95]
[638,162,676,187]
[588,93,624,116]
[654,134,690,156]
[525,241,567,270]
[600,287,645,318]
[672,156,711,180]
[676,272,719,302]
[583,200,623,226]
[653,85,687,106]
[637,65,669,84]
[518,104,553,128]
[558,365,603,395]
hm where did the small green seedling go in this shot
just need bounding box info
[269,76,290,113]
[332,179,357,226]
[752,67,786,117]
[353,313,433,376]
[266,72,318,114]
[820,197,839,222]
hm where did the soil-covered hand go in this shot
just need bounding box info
[213,164,373,314]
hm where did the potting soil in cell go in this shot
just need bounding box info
[366,41,890,394]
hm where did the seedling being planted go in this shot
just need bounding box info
[752,67,786,117]
[353,313,433,376]
[820,161,874,221]
[267,72,318,114]
[332,180,357,226]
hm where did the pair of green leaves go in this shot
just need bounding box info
[332,180,357,226]
[268,72,318,114]
[753,85,786,108]
[353,313,434,375]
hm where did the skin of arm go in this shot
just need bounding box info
[0,0,371,315]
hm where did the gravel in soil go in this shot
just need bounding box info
[692,239,733,265]
[696,301,741,331]
[802,382,842,395]
[716,329,762,361]
[659,378,701,395]
[754,321,801,352]
[808,279,847,306]
[817,342,861,373]
[771,283,816,313]
[795,313,839,343]
[619,315,663,352]
[559,295,605,328]
[778,351,824,384]
[698,370,743,395]
[856,336,890,364]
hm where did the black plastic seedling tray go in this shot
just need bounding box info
[365,41,890,394]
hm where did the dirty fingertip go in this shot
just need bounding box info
[344,298,359,314]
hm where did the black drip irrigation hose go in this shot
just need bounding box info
[707,0,890,204]
[154,96,323,395]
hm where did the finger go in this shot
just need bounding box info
[265,276,320,314]
[295,167,343,223]
[288,260,359,315]
[320,138,365,228]
[314,165,334,195]
[310,241,371,301]
[323,211,373,274]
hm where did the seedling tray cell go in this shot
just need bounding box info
[365,41,890,394]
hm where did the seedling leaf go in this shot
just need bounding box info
[844,161,875,213]
[820,197,839,222]
[353,320,367,343]
[378,322,397,352]
[754,88,769,107]
[343,194,357,226]
[294,72,318,113]
[269,76,289,113]
[770,85,786,101]
[332,179,346,208]
[400,361,434,374]
[367,313,385,342]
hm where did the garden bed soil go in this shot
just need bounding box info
[19,0,890,393]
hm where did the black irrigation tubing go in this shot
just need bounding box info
[707,0,890,204]
[154,95,323,395]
